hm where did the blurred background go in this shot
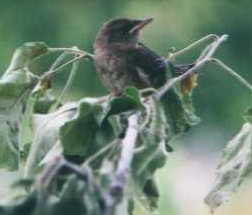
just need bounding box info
[0,0,252,214]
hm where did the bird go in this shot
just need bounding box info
[93,17,197,141]
[93,18,199,205]
[93,17,196,96]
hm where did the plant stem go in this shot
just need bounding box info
[168,34,219,61]
[48,47,94,58]
[50,58,80,111]
[210,58,252,93]
[156,34,228,99]
[41,54,85,79]
[82,141,117,166]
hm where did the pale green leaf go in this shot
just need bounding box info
[205,123,252,212]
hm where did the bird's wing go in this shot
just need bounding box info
[169,63,195,76]
[127,43,167,87]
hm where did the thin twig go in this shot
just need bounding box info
[82,141,117,166]
[41,54,85,79]
[49,52,69,71]
[168,34,219,61]
[48,47,84,55]
[50,57,80,111]
[36,156,64,189]
[196,43,214,63]
[42,47,89,81]
[48,47,94,59]
[210,58,252,93]
[36,156,90,191]
[63,159,89,181]
[156,34,229,99]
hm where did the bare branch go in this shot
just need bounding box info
[41,54,85,79]
[168,34,219,61]
[156,34,229,99]
[50,56,80,111]
[105,113,139,214]
[48,47,94,59]
[115,113,139,177]
[49,52,69,71]
[82,141,117,166]
[36,156,64,190]
[210,58,252,93]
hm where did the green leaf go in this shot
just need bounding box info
[124,87,142,106]
[24,103,77,177]
[60,88,142,158]
[21,82,57,173]
[97,87,143,126]
[160,66,200,136]
[0,42,48,170]
[25,89,143,175]
[34,91,57,114]
[60,98,115,157]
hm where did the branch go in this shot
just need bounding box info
[36,156,64,190]
[49,52,69,71]
[82,141,117,166]
[48,47,94,59]
[115,113,139,177]
[63,159,89,181]
[168,34,219,61]
[210,58,252,93]
[41,54,85,79]
[39,46,93,81]
[50,56,80,111]
[105,113,139,214]
[156,34,229,99]
[36,156,90,190]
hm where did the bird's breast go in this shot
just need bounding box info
[94,48,134,95]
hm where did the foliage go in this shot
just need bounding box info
[205,109,252,213]
[0,33,252,215]
[0,41,199,215]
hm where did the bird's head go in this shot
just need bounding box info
[94,17,153,47]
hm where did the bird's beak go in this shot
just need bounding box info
[129,17,154,34]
